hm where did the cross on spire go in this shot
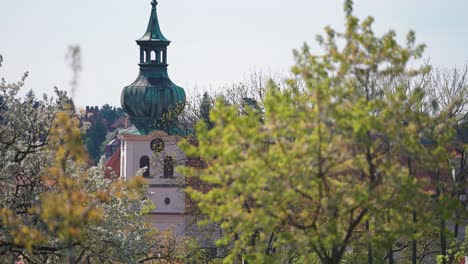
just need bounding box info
[151,0,158,7]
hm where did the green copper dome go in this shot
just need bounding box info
[121,0,186,134]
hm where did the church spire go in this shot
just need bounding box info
[138,0,169,42]
[121,0,186,134]
[136,0,171,66]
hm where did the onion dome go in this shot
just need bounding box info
[121,0,186,134]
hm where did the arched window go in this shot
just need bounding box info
[140,155,150,178]
[163,156,174,178]
[160,51,164,63]
[151,50,156,62]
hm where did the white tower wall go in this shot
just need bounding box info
[118,131,186,234]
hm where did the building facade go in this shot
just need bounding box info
[117,0,188,234]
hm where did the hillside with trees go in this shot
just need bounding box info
[80,105,125,164]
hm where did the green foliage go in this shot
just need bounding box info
[0,56,188,263]
[200,92,214,130]
[100,104,124,126]
[181,1,455,263]
[84,116,107,164]
[82,104,124,164]
[0,106,154,262]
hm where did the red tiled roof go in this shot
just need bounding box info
[105,147,121,179]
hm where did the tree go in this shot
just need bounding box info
[427,65,468,263]
[0,55,192,263]
[0,54,58,260]
[177,71,276,137]
[100,104,124,127]
[181,1,454,263]
[200,92,214,130]
[84,116,107,164]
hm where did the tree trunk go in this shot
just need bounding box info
[367,220,373,264]
[387,213,395,264]
[412,211,417,264]
[388,247,394,264]
[453,206,460,240]
[441,217,447,264]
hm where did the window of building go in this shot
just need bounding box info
[163,156,174,178]
[140,155,150,178]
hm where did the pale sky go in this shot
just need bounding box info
[1,0,467,108]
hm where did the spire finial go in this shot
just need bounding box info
[138,0,168,42]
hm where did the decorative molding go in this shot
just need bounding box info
[118,130,184,143]
[149,184,186,188]
[148,212,184,216]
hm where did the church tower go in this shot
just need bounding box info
[118,0,187,234]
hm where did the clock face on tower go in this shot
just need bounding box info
[150,138,164,153]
